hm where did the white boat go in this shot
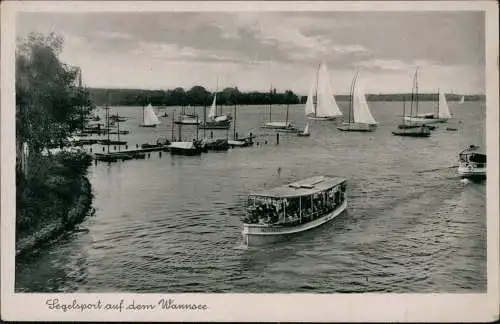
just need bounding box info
[457,145,486,180]
[242,175,347,246]
[305,63,343,121]
[459,96,465,104]
[139,103,161,127]
[297,122,310,136]
[169,141,204,155]
[200,93,232,129]
[261,120,298,132]
[338,72,377,132]
[175,114,200,125]
[404,88,451,124]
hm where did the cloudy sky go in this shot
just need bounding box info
[16,10,485,94]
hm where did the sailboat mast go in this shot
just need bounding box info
[285,103,289,125]
[348,73,357,124]
[233,103,237,140]
[106,104,110,153]
[415,69,419,116]
[203,105,206,138]
[409,70,416,120]
[436,89,440,117]
[314,64,320,117]
[269,84,272,122]
[402,99,406,122]
[117,118,121,152]
[171,112,175,141]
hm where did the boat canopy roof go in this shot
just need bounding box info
[251,176,346,198]
[460,145,486,156]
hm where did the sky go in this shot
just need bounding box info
[16,10,485,95]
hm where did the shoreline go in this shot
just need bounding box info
[15,176,93,258]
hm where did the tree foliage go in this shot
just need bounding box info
[16,32,94,153]
[88,86,302,107]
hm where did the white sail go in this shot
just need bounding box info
[438,89,451,119]
[316,63,342,118]
[143,103,161,125]
[352,76,377,125]
[209,94,217,119]
[460,96,465,104]
[304,79,315,116]
[303,122,310,135]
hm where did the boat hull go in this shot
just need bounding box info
[139,124,157,128]
[297,133,310,137]
[242,201,347,246]
[169,148,202,155]
[398,123,437,131]
[403,116,447,124]
[458,165,486,180]
[337,123,376,132]
[307,115,342,121]
[174,121,200,125]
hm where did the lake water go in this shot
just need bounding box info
[15,100,487,293]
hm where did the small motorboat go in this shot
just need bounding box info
[457,145,486,180]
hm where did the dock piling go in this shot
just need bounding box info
[276,133,280,145]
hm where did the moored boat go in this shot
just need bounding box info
[403,88,451,124]
[199,93,232,129]
[174,114,200,125]
[242,175,347,246]
[392,126,431,137]
[457,145,486,180]
[261,121,298,132]
[169,140,204,155]
[139,103,161,128]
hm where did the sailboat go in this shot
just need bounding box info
[392,70,431,138]
[337,72,377,132]
[297,122,311,137]
[199,93,232,129]
[261,85,297,132]
[139,103,161,127]
[459,95,465,104]
[305,63,343,121]
[404,87,451,124]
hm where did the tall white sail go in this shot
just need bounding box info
[209,94,217,119]
[304,79,315,116]
[143,103,161,125]
[438,89,451,119]
[352,75,377,125]
[459,96,465,104]
[316,63,342,118]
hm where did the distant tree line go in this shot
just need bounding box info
[88,87,484,107]
[88,87,302,107]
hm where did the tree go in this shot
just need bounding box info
[16,32,94,154]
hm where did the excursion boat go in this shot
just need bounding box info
[139,103,161,128]
[305,63,343,121]
[242,176,347,246]
[457,145,486,180]
[337,72,377,132]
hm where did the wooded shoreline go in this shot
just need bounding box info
[88,87,485,107]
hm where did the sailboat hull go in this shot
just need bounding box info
[307,115,341,121]
[403,116,447,124]
[139,124,157,128]
[337,123,376,132]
